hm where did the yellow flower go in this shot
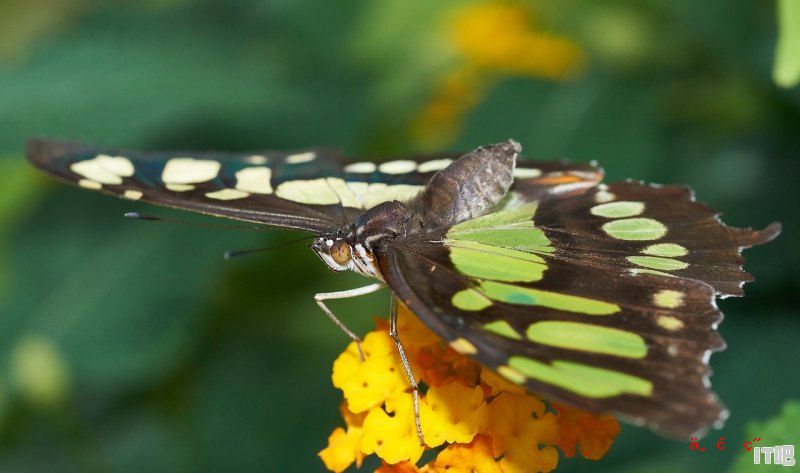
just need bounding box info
[420,383,488,447]
[374,461,425,473]
[319,427,362,473]
[361,391,426,465]
[332,329,408,413]
[411,1,583,149]
[553,403,621,460]
[396,306,443,351]
[487,392,560,473]
[318,403,366,472]
[320,304,621,471]
[430,435,502,473]
[481,367,526,397]
[449,3,582,78]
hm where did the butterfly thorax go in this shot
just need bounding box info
[310,140,522,280]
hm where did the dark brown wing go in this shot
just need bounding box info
[26,138,595,234]
[375,181,778,438]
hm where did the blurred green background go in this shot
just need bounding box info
[0,1,798,472]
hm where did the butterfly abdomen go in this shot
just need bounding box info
[411,140,520,230]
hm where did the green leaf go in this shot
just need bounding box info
[774,0,800,88]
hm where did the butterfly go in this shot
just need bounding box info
[26,138,780,438]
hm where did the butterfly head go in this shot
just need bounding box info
[310,234,383,279]
[311,201,412,279]
[311,236,355,272]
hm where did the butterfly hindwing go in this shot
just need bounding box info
[533,180,781,296]
[377,184,777,437]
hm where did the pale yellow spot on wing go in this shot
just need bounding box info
[416,159,453,173]
[71,154,133,184]
[78,179,102,189]
[123,189,143,200]
[327,179,364,208]
[594,191,616,203]
[244,155,268,165]
[513,167,542,178]
[285,152,316,164]
[166,183,194,192]
[657,316,684,331]
[378,160,417,174]
[449,338,477,355]
[162,158,220,184]
[497,365,526,385]
[206,189,249,200]
[96,155,134,176]
[275,177,362,207]
[653,289,684,309]
[359,183,424,207]
[276,179,337,204]
[235,167,273,194]
[343,162,376,173]
[343,182,370,206]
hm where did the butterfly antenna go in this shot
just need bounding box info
[223,235,316,260]
[123,212,267,231]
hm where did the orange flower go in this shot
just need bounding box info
[487,392,559,473]
[481,367,526,397]
[554,403,621,460]
[429,435,502,473]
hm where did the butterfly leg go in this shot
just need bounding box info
[314,283,384,361]
[389,295,425,445]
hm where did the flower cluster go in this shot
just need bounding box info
[319,305,620,472]
[411,1,583,148]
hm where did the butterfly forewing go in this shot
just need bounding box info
[26,139,599,233]
[27,139,469,232]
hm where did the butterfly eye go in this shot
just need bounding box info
[330,240,352,265]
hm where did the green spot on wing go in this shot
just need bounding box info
[642,243,688,257]
[526,321,647,358]
[631,268,675,277]
[448,225,553,252]
[627,255,688,271]
[508,357,653,398]
[447,202,553,253]
[478,281,620,315]
[602,218,667,241]
[483,320,521,339]
[450,202,538,231]
[452,289,492,311]
[447,240,547,282]
[590,201,645,218]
